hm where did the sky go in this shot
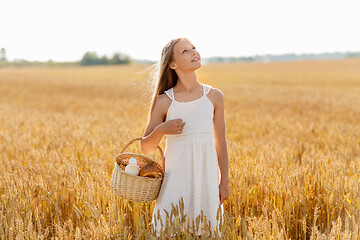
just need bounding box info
[1,0,360,62]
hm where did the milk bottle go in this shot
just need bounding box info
[124,157,140,176]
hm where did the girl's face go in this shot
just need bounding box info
[170,39,201,72]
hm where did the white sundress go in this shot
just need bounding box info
[151,83,224,237]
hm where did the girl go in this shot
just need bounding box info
[141,37,230,238]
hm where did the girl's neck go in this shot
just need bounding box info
[174,72,200,93]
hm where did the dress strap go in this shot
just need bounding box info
[166,84,211,100]
[164,88,174,101]
[203,84,212,96]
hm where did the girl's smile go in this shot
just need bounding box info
[191,57,200,62]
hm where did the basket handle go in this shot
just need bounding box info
[120,137,165,169]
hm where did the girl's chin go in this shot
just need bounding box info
[192,61,201,67]
[193,65,201,71]
[182,64,201,72]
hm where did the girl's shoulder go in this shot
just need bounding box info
[157,90,172,103]
[153,92,172,119]
[205,85,224,109]
[204,84,223,97]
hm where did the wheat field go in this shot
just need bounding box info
[0,59,359,239]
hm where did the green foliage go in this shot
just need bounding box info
[346,51,360,58]
[0,48,7,62]
[80,51,131,66]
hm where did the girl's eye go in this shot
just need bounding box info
[183,47,195,53]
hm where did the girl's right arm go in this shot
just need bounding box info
[141,94,185,155]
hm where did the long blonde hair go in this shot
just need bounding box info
[146,37,188,119]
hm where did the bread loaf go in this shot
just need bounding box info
[139,164,161,178]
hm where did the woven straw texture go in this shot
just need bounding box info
[111,137,165,203]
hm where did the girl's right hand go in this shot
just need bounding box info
[159,119,186,135]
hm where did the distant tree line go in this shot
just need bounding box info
[204,51,360,64]
[0,48,134,67]
[1,46,360,67]
[347,52,360,58]
[0,48,7,62]
[80,51,131,66]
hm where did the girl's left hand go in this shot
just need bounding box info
[219,180,230,205]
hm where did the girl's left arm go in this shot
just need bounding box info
[212,89,230,204]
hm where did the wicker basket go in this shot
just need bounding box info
[111,137,165,203]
